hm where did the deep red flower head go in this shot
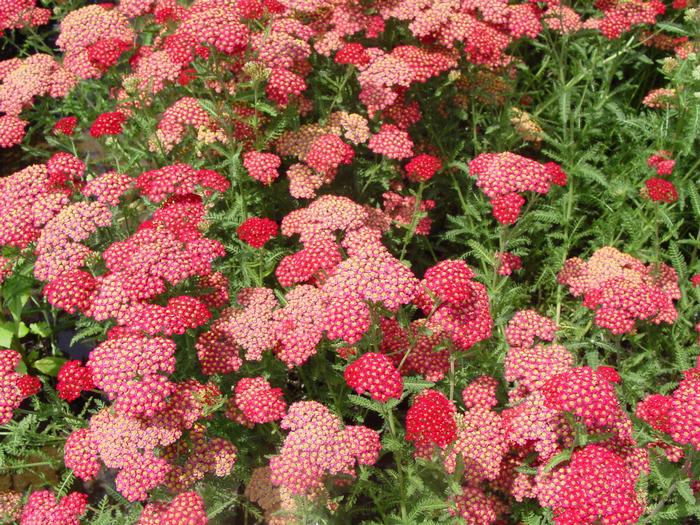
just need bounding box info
[16,375,41,397]
[405,390,457,448]
[90,111,126,138]
[43,270,97,314]
[491,193,526,225]
[596,365,621,383]
[636,393,672,434]
[344,352,403,402]
[404,154,442,182]
[544,162,568,186]
[53,116,78,136]
[237,217,278,248]
[645,177,678,203]
[335,43,371,67]
[57,360,95,401]
[237,0,264,18]
[87,38,132,71]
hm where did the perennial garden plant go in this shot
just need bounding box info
[0,0,699,523]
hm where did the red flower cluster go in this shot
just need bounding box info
[644,177,678,203]
[56,360,94,402]
[90,111,127,137]
[415,260,492,350]
[234,376,287,424]
[237,217,278,248]
[637,357,700,450]
[46,152,86,186]
[344,352,403,403]
[406,390,457,449]
[537,445,644,524]
[136,163,229,202]
[53,116,78,136]
[647,150,675,176]
[404,154,442,182]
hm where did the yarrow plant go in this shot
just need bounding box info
[0,0,699,523]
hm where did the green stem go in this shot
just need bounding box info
[399,182,426,261]
[382,405,408,522]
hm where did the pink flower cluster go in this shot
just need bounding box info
[269,401,380,494]
[0,0,50,32]
[153,97,214,152]
[234,376,287,424]
[65,380,229,501]
[56,5,135,79]
[398,310,648,524]
[647,150,675,176]
[0,163,74,248]
[469,152,567,225]
[19,490,87,525]
[382,191,435,235]
[558,246,680,334]
[0,349,40,424]
[138,492,207,525]
[0,54,77,123]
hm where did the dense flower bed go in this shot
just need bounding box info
[0,0,699,523]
